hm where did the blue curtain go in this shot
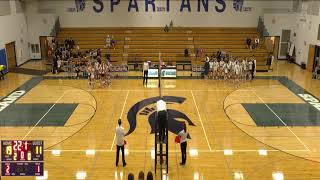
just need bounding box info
[0,49,8,74]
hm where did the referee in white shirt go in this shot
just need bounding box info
[143,61,149,85]
[157,99,167,143]
[178,123,189,165]
[115,119,127,167]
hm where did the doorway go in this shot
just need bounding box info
[307,44,320,72]
[264,36,280,60]
[279,30,291,59]
[5,42,17,70]
[40,36,50,60]
[273,36,280,60]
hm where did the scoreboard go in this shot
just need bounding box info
[1,140,44,176]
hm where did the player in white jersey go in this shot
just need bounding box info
[230,59,236,80]
[219,60,225,79]
[209,60,214,78]
[87,64,95,89]
[234,61,240,82]
[223,61,229,80]
[241,59,247,80]
[226,60,232,79]
[247,59,253,80]
[213,60,219,79]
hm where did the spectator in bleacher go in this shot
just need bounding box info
[146,172,153,180]
[246,37,252,51]
[217,50,222,60]
[196,48,203,57]
[75,45,80,56]
[97,49,101,57]
[138,171,144,180]
[220,50,226,60]
[184,48,189,57]
[70,37,75,49]
[52,55,58,74]
[97,56,102,64]
[143,61,149,85]
[111,35,116,50]
[106,35,111,48]
[128,173,134,180]
[226,51,230,60]
[57,57,62,74]
[205,54,209,62]
[254,36,260,49]
[106,53,111,61]
[64,38,69,48]
[0,64,6,80]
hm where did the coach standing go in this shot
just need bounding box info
[115,119,127,167]
[179,123,189,165]
[251,57,256,79]
[143,61,149,85]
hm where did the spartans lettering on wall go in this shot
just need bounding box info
[73,0,247,13]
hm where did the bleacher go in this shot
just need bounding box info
[57,27,270,71]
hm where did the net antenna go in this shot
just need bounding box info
[158,51,162,98]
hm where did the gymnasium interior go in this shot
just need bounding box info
[1,0,320,179]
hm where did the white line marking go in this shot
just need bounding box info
[110,90,129,151]
[119,91,130,118]
[88,89,254,92]
[44,149,309,153]
[22,91,67,140]
[190,90,212,151]
[252,90,311,152]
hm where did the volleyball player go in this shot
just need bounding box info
[241,59,247,81]
[223,61,228,80]
[106,61,112,86]
[99,61,107,86]
[219,60,225,79]
[209,60,214,78]
[234,61,240,82]
[213,59,219,79]
[226,60,232,79]
[87,64,95,89]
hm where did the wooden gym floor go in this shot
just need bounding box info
[1,61,320,179]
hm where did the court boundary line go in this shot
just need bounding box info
[88,89,254,92]
[44,149,309,153]
[252,90,311,152]
[110,90,130,151]
[22,91,67,140]
[190,90,212,151]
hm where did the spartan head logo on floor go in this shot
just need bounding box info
[126,96,195,136]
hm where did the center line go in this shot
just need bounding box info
[191,90,212,151]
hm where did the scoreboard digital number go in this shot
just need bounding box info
[1,140,44,176]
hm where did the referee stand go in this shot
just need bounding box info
[154,107,169,177]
